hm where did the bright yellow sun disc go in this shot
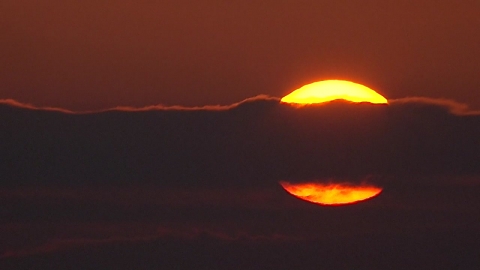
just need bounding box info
[281,80,388,105]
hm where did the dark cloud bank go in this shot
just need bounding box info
[1,97,479,187]
[1,97,480,269]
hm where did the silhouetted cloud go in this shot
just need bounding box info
[0,95,279,114]
[1,97,480,269]
[1,96,479,187]
[0,99,75,114]
[2,223,479,270]
[1,225,298,259]
[390,97,480,115]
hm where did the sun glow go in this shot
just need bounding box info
[280,181,382,206]
[281,80,388,105]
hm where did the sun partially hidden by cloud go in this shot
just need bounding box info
[281,80,388,105]
[280,181,383,206]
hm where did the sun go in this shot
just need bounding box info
[280,181,382,206]
[281,80,388,105]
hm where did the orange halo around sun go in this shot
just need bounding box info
[281,80,388,105]
[280,181,383,206]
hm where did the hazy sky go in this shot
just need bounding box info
[2,2,480,268]
[2,0,480,110]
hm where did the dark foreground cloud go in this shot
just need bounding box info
[1,96,479,187]
[1,97,480,269]
[2,220,480,270]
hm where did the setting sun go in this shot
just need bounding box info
[280,181,382,206]
[281,80,388,105]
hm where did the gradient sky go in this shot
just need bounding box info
[2,0,480,110]
[2,1,480,269]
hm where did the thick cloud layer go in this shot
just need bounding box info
[1,97,480,269]
[1,97,479,187]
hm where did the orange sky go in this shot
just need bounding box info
[1,0,480,110]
